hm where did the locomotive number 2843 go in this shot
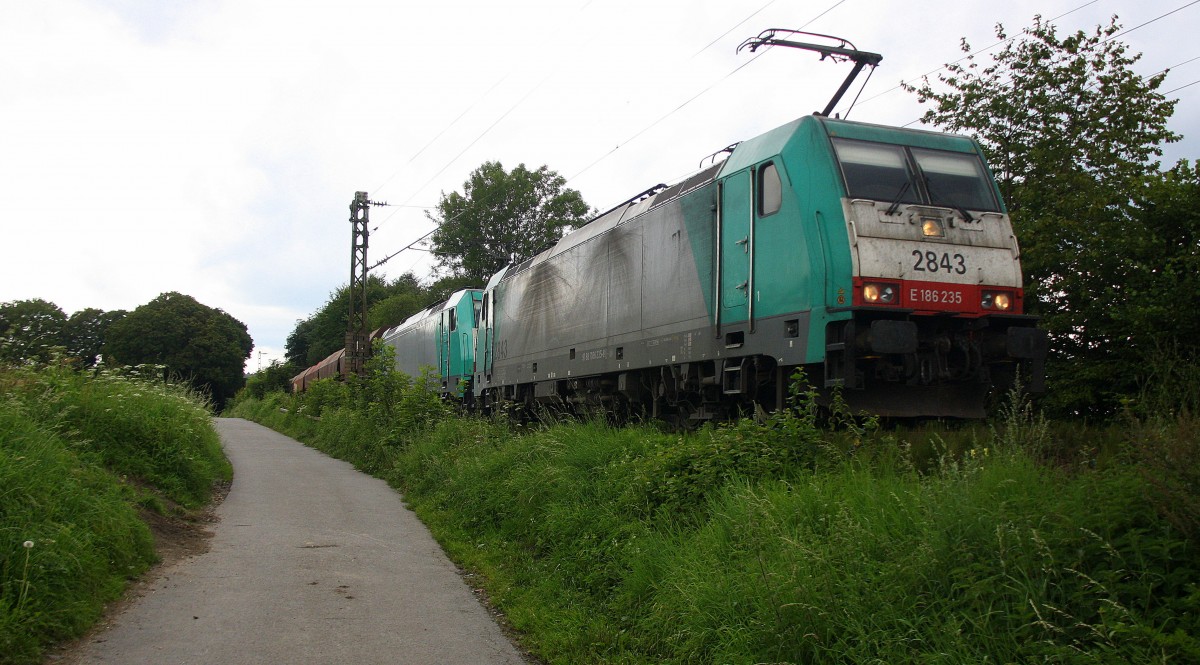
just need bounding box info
[912,250,967,275]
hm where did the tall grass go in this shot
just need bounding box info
[231,376,1200,664]
[0,363,230,664]
[8,364,230,508]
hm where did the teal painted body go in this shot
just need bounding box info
[383,289,482,397]
[437,290,482,393]
[706,116,1012,366]
[711,116,841,364]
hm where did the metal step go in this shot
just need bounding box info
[722,363,742,394]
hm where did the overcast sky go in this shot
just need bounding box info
[2,0,1196,372]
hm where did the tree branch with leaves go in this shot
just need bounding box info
[428,161,591,283]
[904,15,1191,416]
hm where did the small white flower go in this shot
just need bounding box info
[23,540,34,549]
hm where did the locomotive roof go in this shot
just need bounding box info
[498,162,722,283]
[381,289,482,339]
[718,115,983,175]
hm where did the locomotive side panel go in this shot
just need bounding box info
[483,189,725,398]
[487,231,612,388]
[640,197,711,334]
[490,219,654,383]
[385,313,439,381]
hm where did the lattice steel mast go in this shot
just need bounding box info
[345,191,374,376]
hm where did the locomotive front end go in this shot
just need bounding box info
[822,122,1046,417]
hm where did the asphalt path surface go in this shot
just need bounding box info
[71,418,527,664]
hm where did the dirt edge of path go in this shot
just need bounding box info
[43,480,231,664]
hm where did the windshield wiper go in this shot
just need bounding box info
[921,175,975,223]
[884,180,911,216]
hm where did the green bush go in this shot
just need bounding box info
[1,364,229,663]
[9,364,230,508]
[232,360,301,406]
[0,402,154,664]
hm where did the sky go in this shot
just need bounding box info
[2,0,1197,373]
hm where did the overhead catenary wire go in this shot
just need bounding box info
[367,72,560,274]
[366,2,623,267]
[1144,56,1200,96]
[370,74,513,197]
[1165,78,1200,95]
[567,0,849,186]
[366,0,607,241]
[566,51,769,185]
[692,0,782,57]
[1102,0,1200,43]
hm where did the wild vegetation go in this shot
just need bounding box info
[229,346,1200,664]
[0,363,230,665]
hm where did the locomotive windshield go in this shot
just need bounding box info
[833,138,1000,212]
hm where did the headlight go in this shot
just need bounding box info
[863,282,898,305]
[921,217,945,238]
[981,290,1013,311]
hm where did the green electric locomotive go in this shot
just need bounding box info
[471,115,1046,421]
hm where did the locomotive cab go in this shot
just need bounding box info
[818,119,1046,417]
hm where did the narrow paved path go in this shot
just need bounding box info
[73,418,527,664]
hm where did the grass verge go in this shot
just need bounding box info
[229,372,1200,664]
[0,363,231,664]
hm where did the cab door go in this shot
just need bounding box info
[718,170,752,328]
[437,309,451,387]
[481,291,493,377]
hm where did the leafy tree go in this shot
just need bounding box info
[367,272,429,331]
[62,307,127,368]
[428,161,591,283]
[905,17,1177,213]
[243,359,302,398]
[284,316,315,368]
[1121,162,1200,346]
[0,299,67,364]
[368,291,427,332]
[904,16,1185,416]
[104,292,253,409]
